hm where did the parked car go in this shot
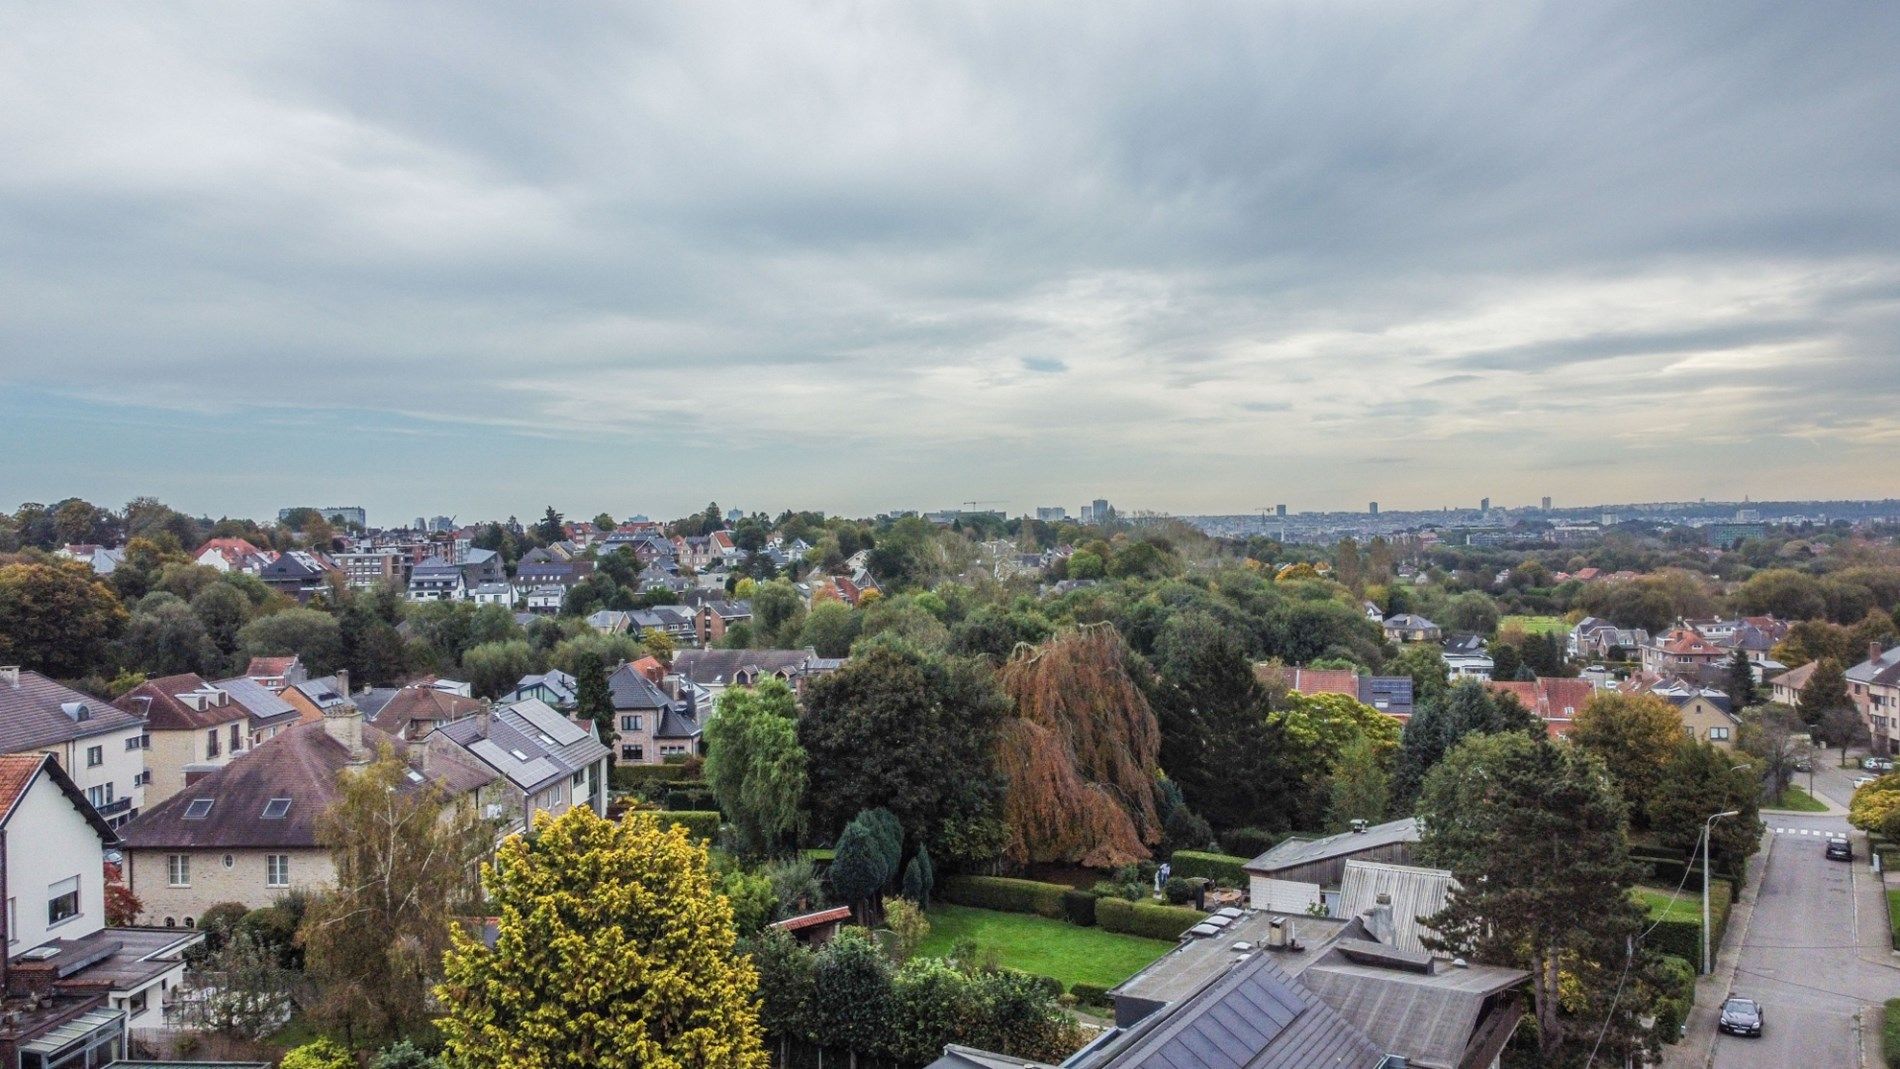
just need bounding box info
[1718,996,1764,1037]
[1826,837,1854,862]
[1857,776,1880,790]
[1791,755,1812,772]
[1862,756,1893,772]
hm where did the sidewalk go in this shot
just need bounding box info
[1659,838,1767,1069]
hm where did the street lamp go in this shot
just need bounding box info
[1703,809,1740,975]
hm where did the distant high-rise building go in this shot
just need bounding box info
[1369,502,1380,516]
[1480,497,1491,513]
[1091,498,1111,524]
[1079,505,1095,524]
[1275,504,1287,518]
[1035,506,1068,522]
[1541,496,1552,510]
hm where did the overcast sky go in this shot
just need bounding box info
[3,2,1897,524]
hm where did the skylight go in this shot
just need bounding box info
[183,798,214,820]
[261,797,291,820]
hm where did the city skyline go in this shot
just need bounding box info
[3,3,1898,518]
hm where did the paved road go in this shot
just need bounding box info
[1710,810,1899,1069]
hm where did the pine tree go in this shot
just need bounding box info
[436,809,766,1069]
[575,656,614,738]
[1724,649,1758,709]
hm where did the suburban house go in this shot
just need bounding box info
[111,674,299,806]
[628,606,697,645]
[1769,660,1817,708]
[191,538,273,574]
[121,705,490,921]
[283,675,350,724]
[1483,676,1596,738]
[1282,668,1416,721]
[521,584,568,615]
[1440,634,1494,680]
[423,699,611,833]
[333,548,408,590]
[406,557,467,602]
[1243,817,1421,916]
[365,682,485,740]
[938,868,1526,1069]
[585,610,634,635]
[1665,692,1739,748]
[56,544,125,575]
[0,753,203,1061]
[1847,643,1900,756]
[1381,614,1442,644]
[668,648,842,700]
[0,668,147,830]
[694,600,753,646]
[256,550,341,603]
[242,656,306,694]
[500,670,579,710]
[1569,617,1650,659]
[1639,627,1729,680]
[470,582,515,608]
[605,665,700,765]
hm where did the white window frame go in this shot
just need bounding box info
[167,854,191,887]
[266,855,290,888]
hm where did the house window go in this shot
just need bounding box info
[86,745,103,767]
[267,855,290,888]
[1710,727,1731,742]
[205,729,220,759]
[127,988,148,1015]
[230,724,242,751]
[167,855,191,887]
[6,898,15,944]
[47,876,80,926]
[620,715,643,732]
[621,744,644,761]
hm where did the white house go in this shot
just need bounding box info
[0,752,200,1047]
[0,668,148,830]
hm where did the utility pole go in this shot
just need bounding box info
[1703,809,1739,974]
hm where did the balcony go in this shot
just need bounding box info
[97,797,133,817]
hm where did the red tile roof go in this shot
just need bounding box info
[113,673,248,730]
[246,656,297,678]
[1289,669,1359,698]
[0,753,45,825]
[772,906,852,932]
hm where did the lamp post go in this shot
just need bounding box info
[1703,809,1740,975]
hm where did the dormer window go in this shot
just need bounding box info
[261,798,291,820]
[60,702,90,722]
[184,798,214,820]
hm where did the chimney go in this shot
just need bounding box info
[1873,642,1884,666]
[476,699,492,737]
[336,668,350,698]
[0,666,17,688]
[322,702,367,763]
[1367,892,1396,946]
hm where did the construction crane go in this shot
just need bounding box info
[961,499,1004,512]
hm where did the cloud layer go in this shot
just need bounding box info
[2,1,1896,521]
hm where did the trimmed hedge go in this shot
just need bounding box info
[612,764,698,789]
[1633,856,1737,897]
[1070,982,1111,1006]
[1644,881,1733,966]
[938,876,1070,919]
[1096,898,1205,941]
[1060,889,1099,927]
[664,788,719,812]
[1217,827,1285,860]
[656,810,721,842]
[1170,850,1248,886]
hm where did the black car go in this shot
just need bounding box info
[1827,837,1854,861]
[1719,996,1764,1037]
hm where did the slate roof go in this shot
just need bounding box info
[607,664,675,711]
[1088,949,1387,1069]
[670,648,825,687]
[1848,646,1900,688]
[0,670,145,753]
[292,676,350,714]
[122,719,479,850]
[1383,615,1439,631]
[1246,818,1421,875]
[1442,634,1487,656]
[431,699,608,794]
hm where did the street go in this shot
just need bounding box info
[1710,755,1900,1069]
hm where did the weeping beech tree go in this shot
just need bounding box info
[997,624,1162,867]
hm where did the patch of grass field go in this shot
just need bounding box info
[917,904,1174,991]
[1499,614,1568,636]
[1885,997,1900,1065]
[1767,785,1829,812]
[1635,887,1700,923]
[1888,890,1900,951]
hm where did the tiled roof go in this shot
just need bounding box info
[432,699,608,794]
[245,656,297,677]
[607,663,675,711]
[368,685,484,736]
[114,674,245,730]
[0,671,144,753]
[0,753,119,845]
[670,648,820,686]
[1288,669,1360,698]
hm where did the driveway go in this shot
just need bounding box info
[1710,811,1900,1068]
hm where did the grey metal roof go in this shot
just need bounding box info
[433,699,608,794]
[0,670,144,752]
[212,675,300,727]
[1298,952,1525,1069]
[1336,861,1454,956]
[1246,819,1420,874]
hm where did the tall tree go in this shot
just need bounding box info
[798,645,1005,858]
[1723,649,1758,709]
[0,560,127,676]
[1570,692,1683,827]
[436,809,766,1069]
[574,656,614,739]
[1417,732,1664,1066]
[703,680,807,856]
[1325,735,1391,833]
[1798,657,1851,728]
[1650,740,1762,872]
[1390,680,1540,812]
[302,749,488,1046]
[996,625,1163,866]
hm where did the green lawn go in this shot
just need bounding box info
[1500,614,1568,636]
[1635,887,1700,923]
[1887,890,1900,951]
[917,904,1174,990]
[1767,785,1829,812]
[1885,997,1900,1065]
